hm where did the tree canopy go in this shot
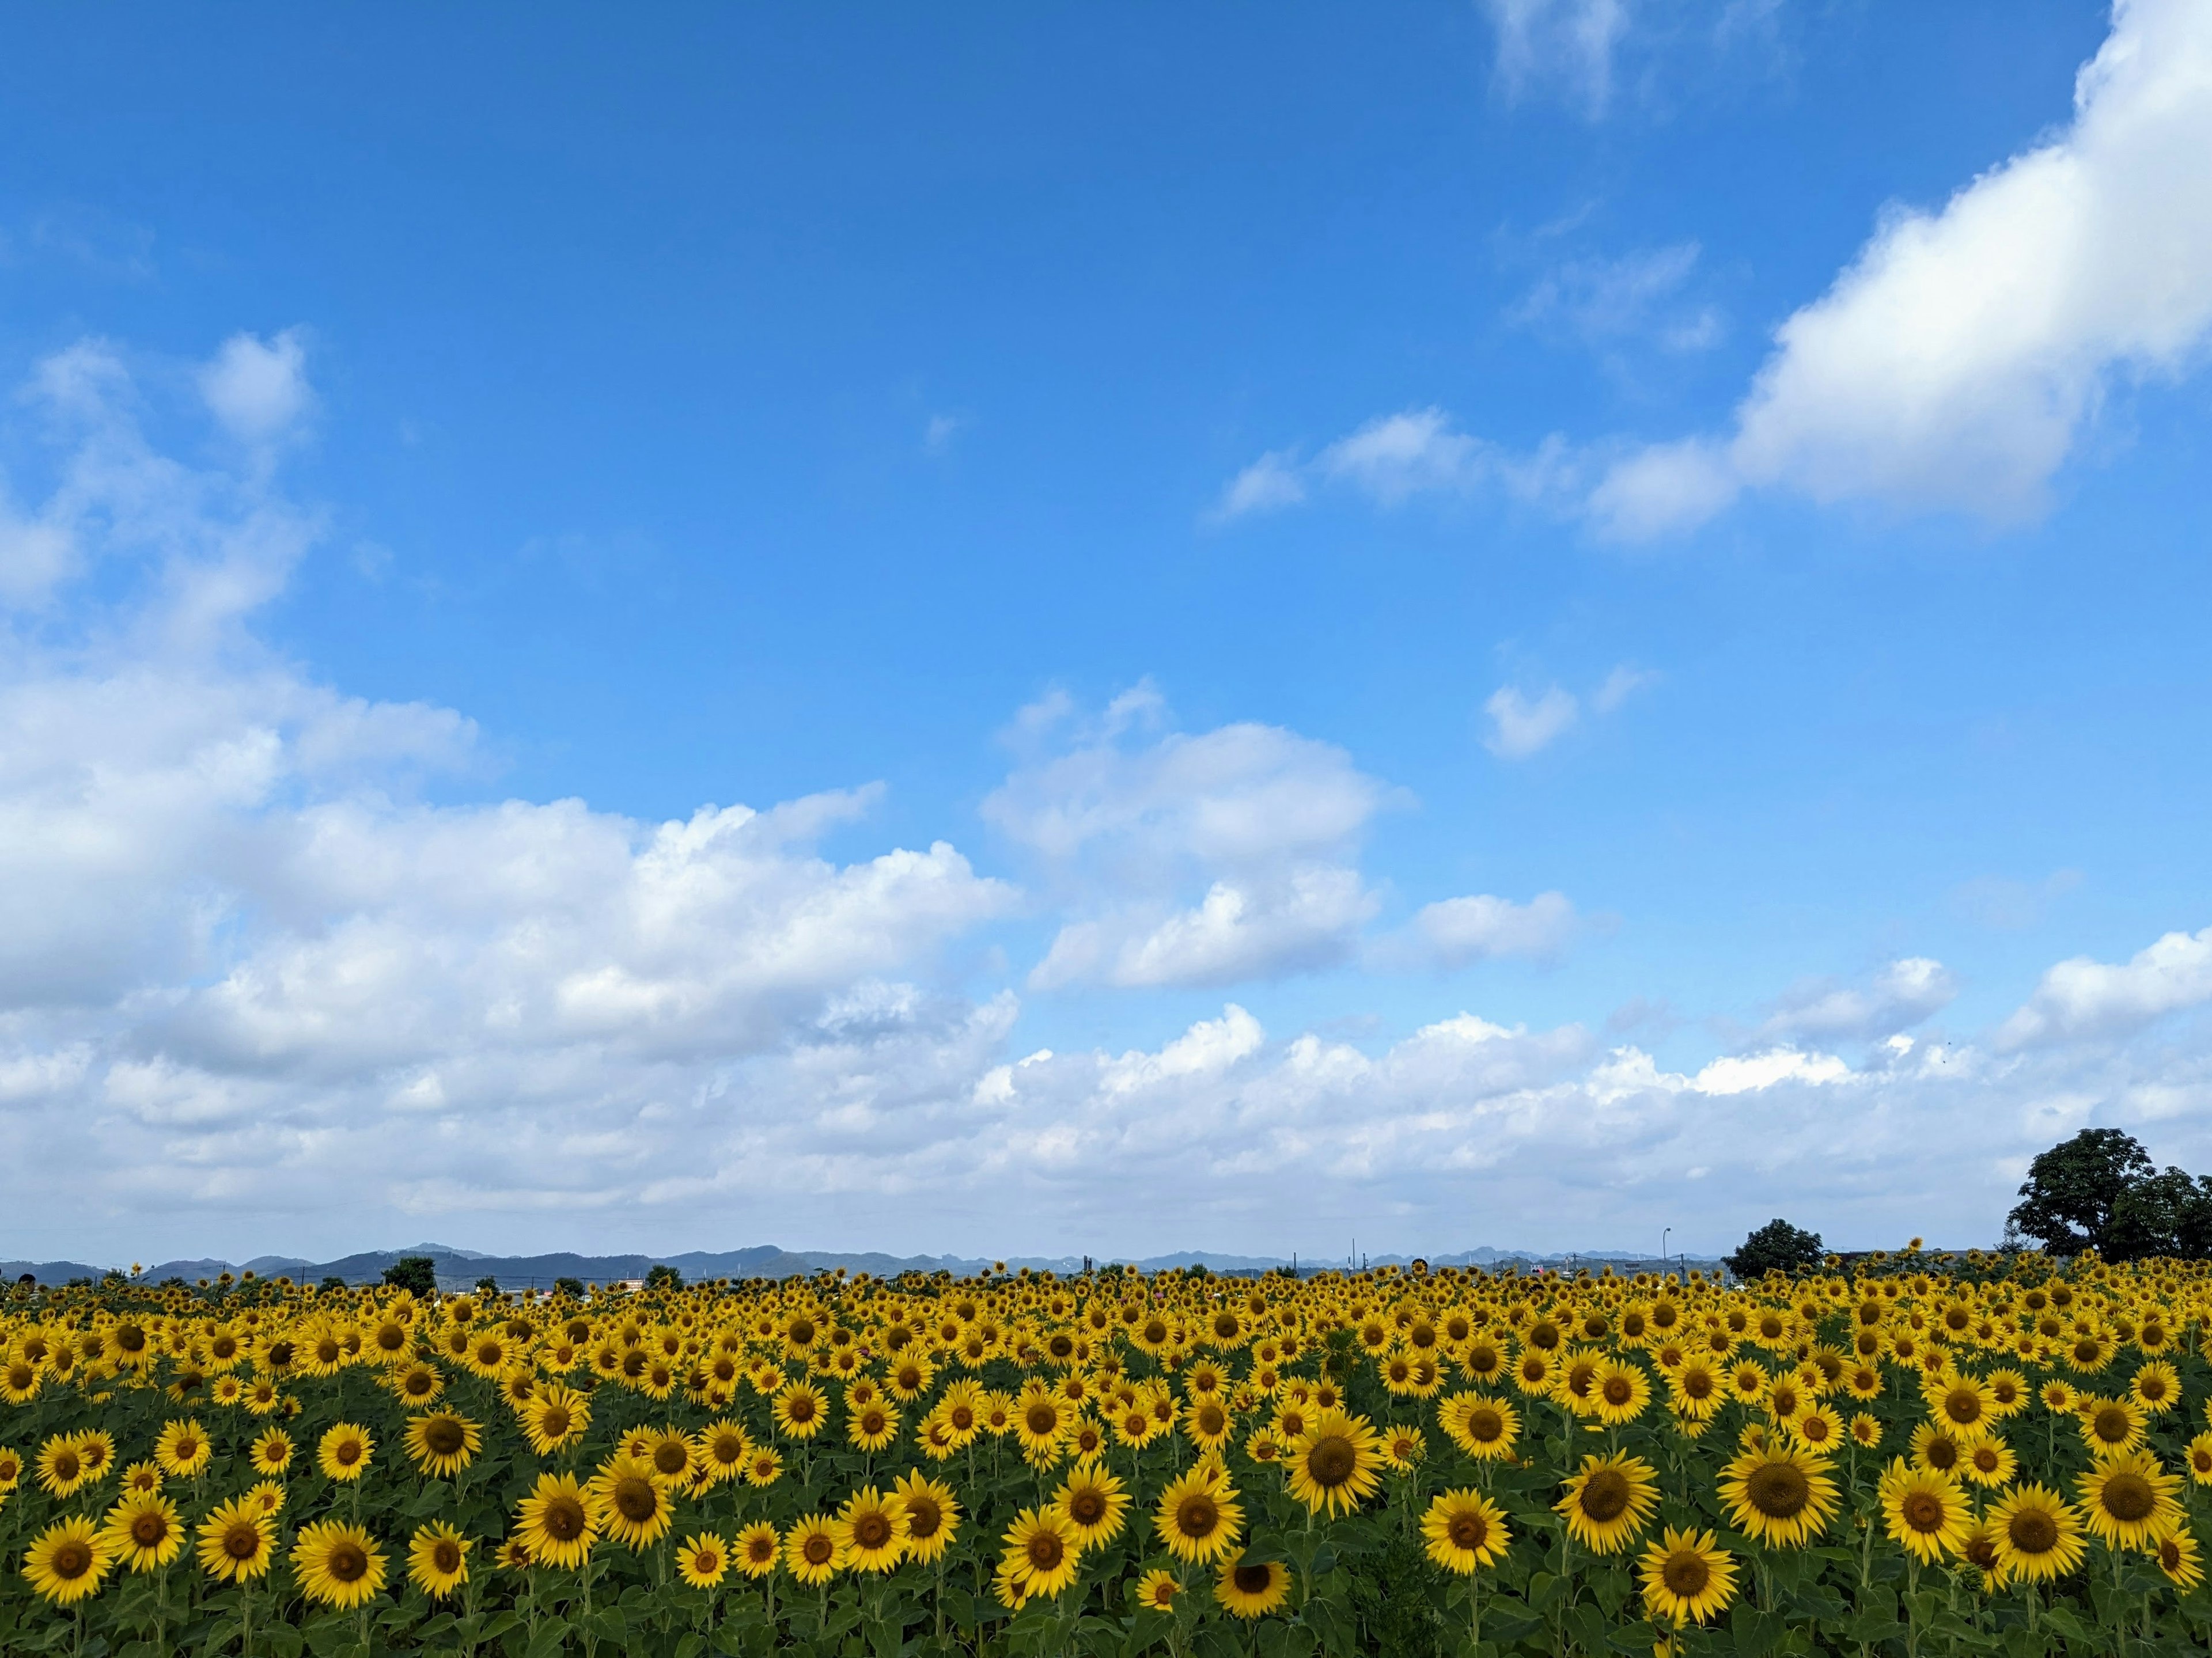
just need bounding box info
[1725,1218,1825,1279]
[2006,1128,2212,1260]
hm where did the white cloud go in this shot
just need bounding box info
[1589,663,1659,715]
[1688,1045,1852,1095]
[199,329,313,445]
[1998,925,2212,1049]
[1512,241,1720,351]
[1601,0,2212,534]
[1210,450,1306,520]
[1482,685,1581,757]
[988,696,1397,989]
[1481,0,1631,116]
[1758,957,1959,1043]
[1256,2,2212,543]
[1402,891,1579,968]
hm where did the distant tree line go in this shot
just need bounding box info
[1721,1128,2212,1277]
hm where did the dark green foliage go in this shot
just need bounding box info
[319,1274,347,1292]
[2003,1128,2212,1259]
[1725,1217,1824,1278]
[380,1254,437,1295]
[645,1262,683,1291]
[552,1274,585,1297]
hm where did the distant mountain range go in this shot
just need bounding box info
[3,1240,1725,1291]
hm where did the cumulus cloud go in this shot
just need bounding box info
[1241,1,2212,542]
[1998,926,2212,1049]
[17,333,2212,1260]
[1209,409,1578,523]
[1597,0,2212,534]
[1399,891,1580,968]
[1757,957,1960,1044]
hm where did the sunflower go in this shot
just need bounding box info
[523,1385,591,1456]
[999,1507,1082,1602]
[1214,1557,1293,1618]
[23,1517,112,1604]
[514,1471,600,1569]
[407,1523,471,1599]
[784,1516,845,1585]
[73,1429,116,1482]
[590,1453,676,1550]
[2156,1527,2205,1591]
[735,1522,782,1579]
[1718,1443,1839,1549]
[195,1497,276,1583]
[1789,1409,1844,1454]
[1984,1368,2028,1417]
[1880,1462,1972,1564]
[120,1460,163,1496]
[1987,1484,2086,1583]
[2187,1432,2212,1486]
[694,1419,751,1485]
[1962,1436,2018,1488]
[2130,1360,2181,1415]
[2077,1450,2184,1551]
[1927,1376,1994,1441]
[1154,1466,1245,1564]
[847,1401,900,1454]
[1556,1452,1660,1555]
[391,1361,444,1406]
[1909,1423,1966,1476]
[36,1435,91,1498]
[1513,1349,1556,1395]
[249,1428,293,1476]
[317,1422,374,1482]
[100,1493,184,1573]
[1042,1459,1127,1550]
[153,1420,212,1480]
[676,1531,729,1589]
[1666,1360,1724,1420]
[1112,1567,1172,1618]
[406,1412,482,1479]
[292,1520,387,1611]
[1285,1409,1385,1517]
[2078,1396,2146,1456]
[773,1381,828,1440]
[1849,1413,1883,1450]
[1421,1488,1510,1573]
[744,1448,785,1488]
[1382,1425,1426,1471]
[835,1486,910,1573]
[1637,1528,1738,1627]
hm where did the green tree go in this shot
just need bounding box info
[2005,1128,2152,1255]
[645,1262,683,1291]
[382,1255,438,1296]
[2102,1166,2212,1261]
[552,1276,585,1298]
[1725,1219,1825,1280]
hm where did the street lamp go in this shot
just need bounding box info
[1662,1228,1672,1280]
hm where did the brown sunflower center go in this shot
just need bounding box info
[52,1541,94,1579]
[1233,1563,1272,1594]
[1662,1551,1710,1598]
[2008,1509,2058,1553]
[1745,1462,1809,1519]
[425,1418,466,1456]
[328,1542,369,1583]
[543,1495,588,1542]
[1175,1493,1221,1538]
[1448,1511,1488,1551]
[2093,1406,2132,1444]
[1901,1491,1946,1534]
[1069,1489,1107,1526]
[612,1476,658,1523]
[132,1512,169,1546]
[1025,1530,1065,1570]
[852,1512,892,1550]
[654,1442,688,1476]
[1579,1469,1632,1523]
[2100,1473,2155,1522]
[1307,1435,1357,1488]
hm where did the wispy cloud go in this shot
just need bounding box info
[1482,662,1656,758]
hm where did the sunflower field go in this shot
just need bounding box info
[5,1250,2212,1657]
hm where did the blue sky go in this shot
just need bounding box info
[3,1,2210,1265]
